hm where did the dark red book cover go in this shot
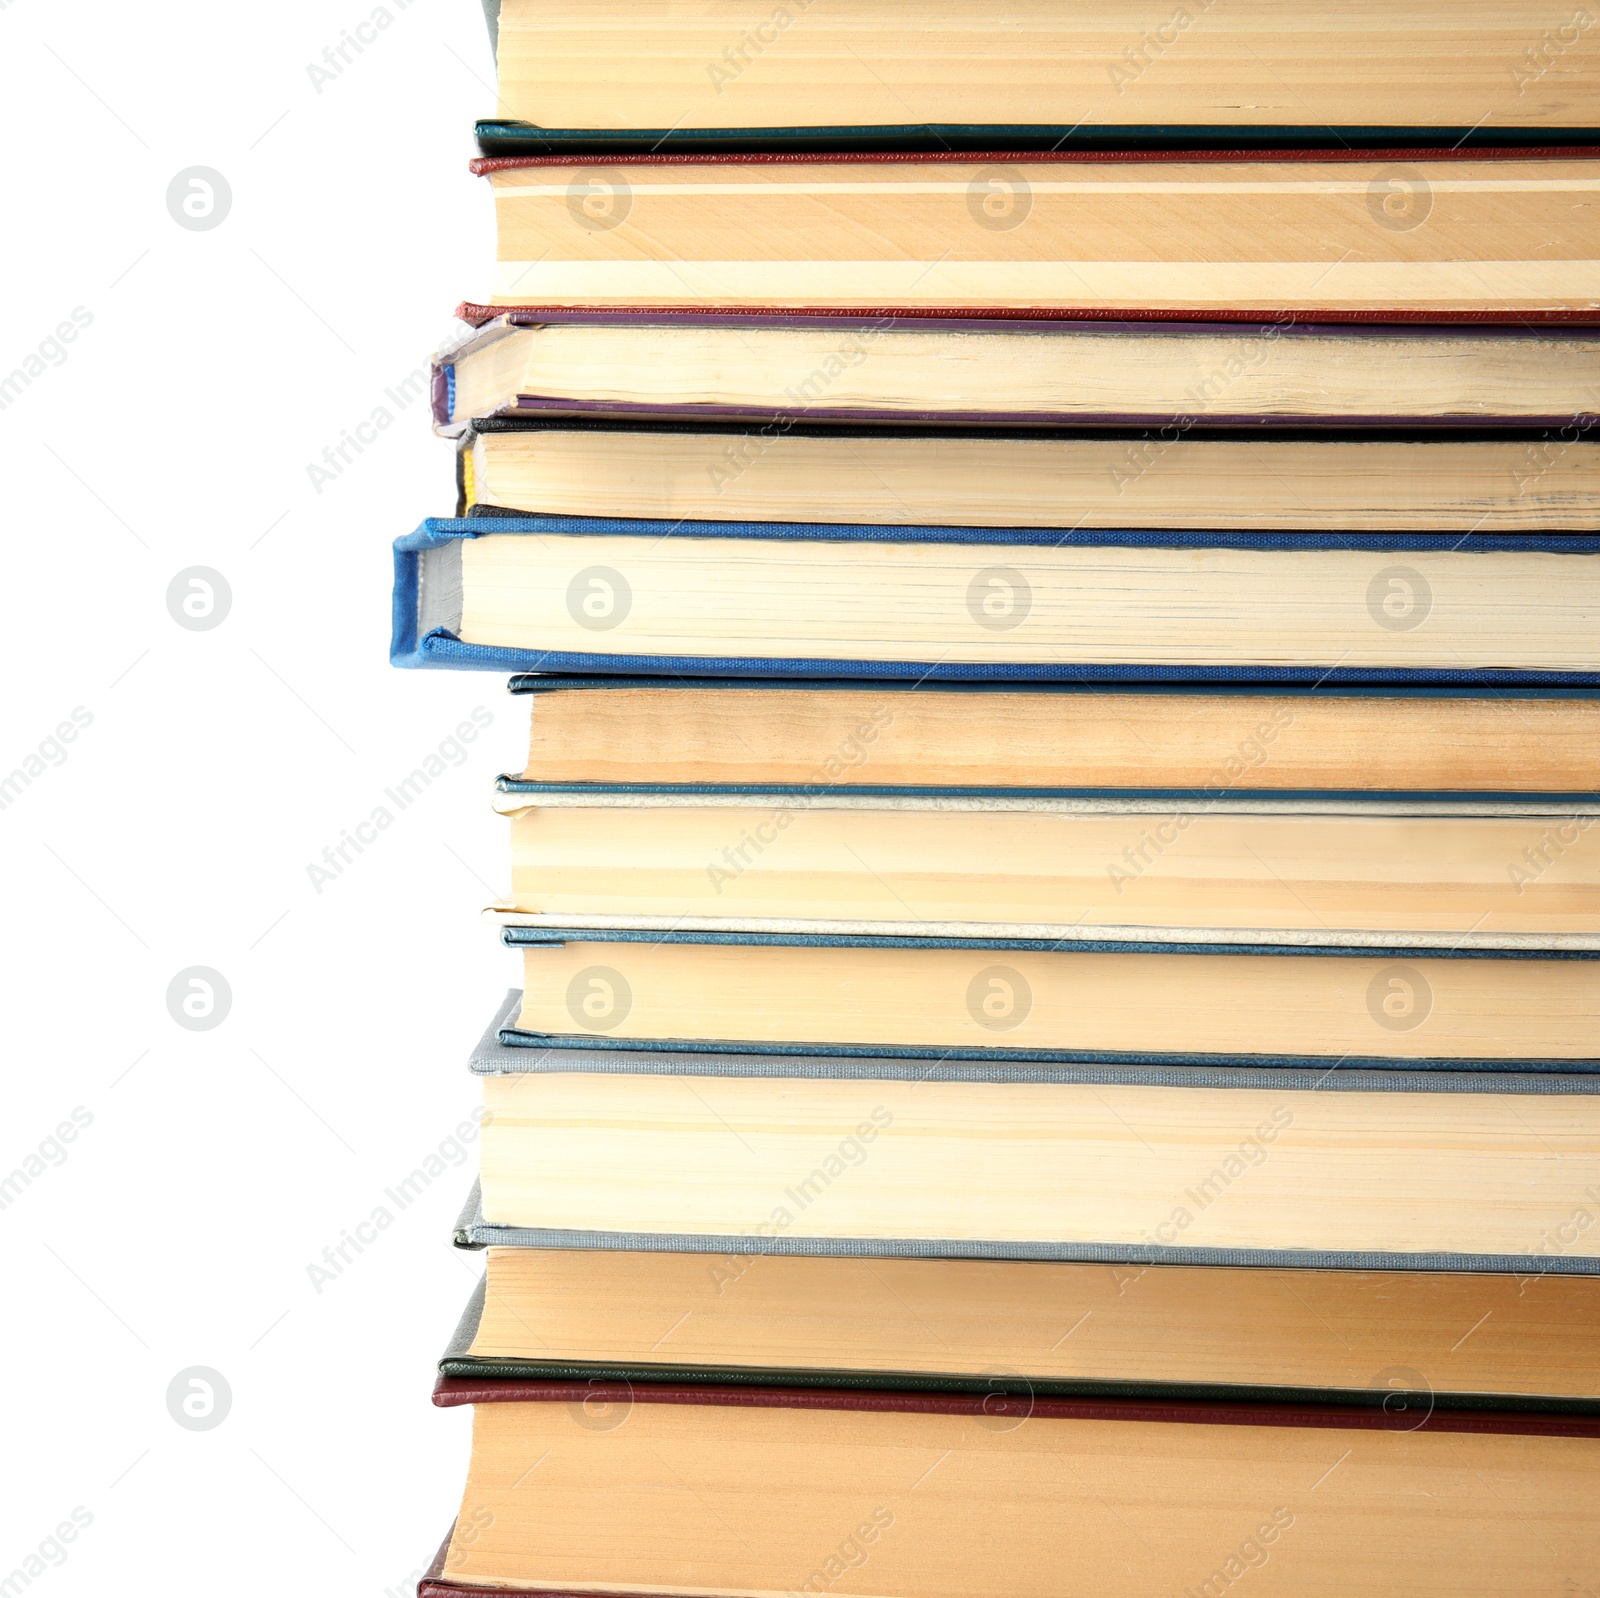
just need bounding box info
[431,1375,1600,1438]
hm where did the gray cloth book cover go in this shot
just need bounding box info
[458,994,1600,1275]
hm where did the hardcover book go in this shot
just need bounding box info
[482,0,1600,154]
[437,314,1600,429]
[457,418,1600,531]
[391,518,1600,683]
[494,928,1600,1058]
[442,1246,1600,1411]
[466,149,1600,319]
[457,992,1600,1272]
[421,1379,1600,1598]
[500,677,1600,799]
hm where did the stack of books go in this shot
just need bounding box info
[398,2,1600,1591]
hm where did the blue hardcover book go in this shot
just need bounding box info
[453,992,1600,1275]
[391,517,1600,684]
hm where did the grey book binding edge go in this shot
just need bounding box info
[453,1179,486,1249]
[447,1183,1597,1276]
[470,990,1600,1092]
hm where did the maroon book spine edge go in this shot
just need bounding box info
[451,301,1600,329]
[430,1375,1600,1438]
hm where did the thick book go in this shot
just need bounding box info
[437,316,1600,430]
[482,0,1600,155]
[501,676,1600,799]
[464,148,1600,320]
[457,418,1600,531]
[420,1380,1600,1598]
[458,992,1600,1273]
[441,1247,1600,1412]
[390,519,1600,683]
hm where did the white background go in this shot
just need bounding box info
[0,1,516,1589]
